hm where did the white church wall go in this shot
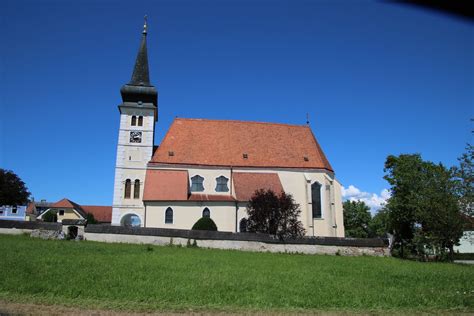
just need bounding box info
[145,165,345,237]
[145,201,237,232]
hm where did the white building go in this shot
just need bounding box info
[111,21,345,237]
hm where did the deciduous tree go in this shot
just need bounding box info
[0,169,31,206]
[383,154,463,261]
[246,189,305,240]
[343,200,371,238]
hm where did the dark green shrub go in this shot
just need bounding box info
[42,211,57,222]
[192,217,218,231]
[86,213,98,224]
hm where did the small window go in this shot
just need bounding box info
[215,176,229,192]
[59,209,65,216]
[11,207,18,214]
[131,116,137,126]
[138,116,143,126]
[191,175,204,192]
[134,179,140,199]
[311,182,322,219]
[202,207,210,218]
[165,207,173,224]
[124,179,131,199]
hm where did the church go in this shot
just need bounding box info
[111,21,345,238]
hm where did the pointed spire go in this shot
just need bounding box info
[129,15,151,86]
[120,16,158,109]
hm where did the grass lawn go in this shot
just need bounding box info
[0,234,472,313]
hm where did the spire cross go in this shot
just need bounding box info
[143,15,148,34]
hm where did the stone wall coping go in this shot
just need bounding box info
[0,219,61,231]
[85,224,388,247]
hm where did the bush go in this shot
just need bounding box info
[42,211,57,222]
[86,213,98,224]
[192,217,218,231]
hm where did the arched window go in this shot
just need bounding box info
[121,213,141,227]
[131,116,137,126]
[124,179,131,199]
[191,175,204,192]
[311,182,322,218]
[239,218,248,233]
[202,207,210,218]
[165,207,173,224]
[138,116,143,126]
[133,179,140,199]
[215,176,229,192]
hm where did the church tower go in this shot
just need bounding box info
[111,17,158,226]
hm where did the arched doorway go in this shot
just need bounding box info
[121,213,141,227]
[239,218,248,233]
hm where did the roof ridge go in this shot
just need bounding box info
[174,117,310,128]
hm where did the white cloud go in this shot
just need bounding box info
[341,185,390,214]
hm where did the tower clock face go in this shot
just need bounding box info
[130,131,142,143]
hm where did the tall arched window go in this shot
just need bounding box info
[202,207,210,218]
[133,179,140,199]
[165,207,173,224]
[124,179,131,199]
[311,182,322,218]
[191,175,204,192]
[215,176,229,192]
[239,218,248,233]
[131,116,137,126]
[138,116,143,126]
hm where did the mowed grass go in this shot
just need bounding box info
[0,234,472,313]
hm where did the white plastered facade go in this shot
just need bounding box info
[143,165,345,237]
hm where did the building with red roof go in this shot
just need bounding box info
[111,21,345,236]
[37,198,111,224]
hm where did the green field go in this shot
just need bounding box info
[0,234,472,313]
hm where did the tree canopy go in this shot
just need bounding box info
[246,189,305,240]
[0,169,31,206]
[383,154,463,261]
[343,200,372,238]
[453,143,473,217]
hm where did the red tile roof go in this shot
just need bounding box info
[233,172,284,201]
[150,118,333,171]
[51,198,77,209]
[81,205,112,223]
[51,198,88,218]
[26,202,35,214]
[188,194,236,202]
[143,169,189,201]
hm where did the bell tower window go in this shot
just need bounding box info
[138,116,143,126]
[131,116,137,126]
[134,179,140,199]
[124,179,131,199]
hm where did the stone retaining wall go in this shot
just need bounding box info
[85,224,389,256]
[85,232,389,256]
[0,220,390,256]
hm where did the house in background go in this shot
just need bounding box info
[455,214,474,254]
[37,198,112,224]
[0,205,27,221]
[81,205,112,223]
[26,200,53,218]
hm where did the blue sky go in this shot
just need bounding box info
[1,0,472,211]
